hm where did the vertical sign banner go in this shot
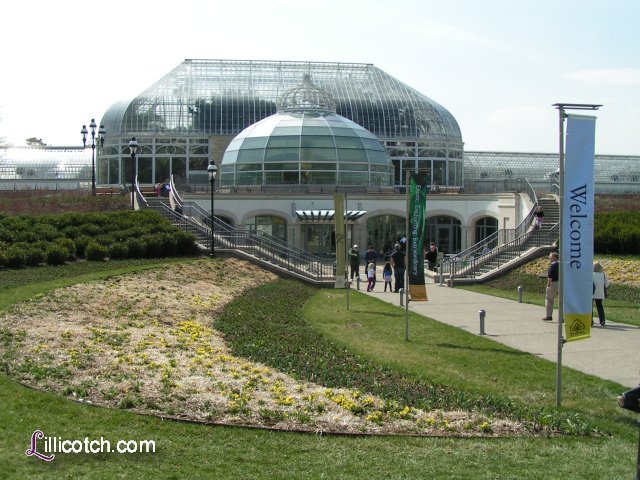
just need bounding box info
[334,194,346,288]
[408,172,428,301]
[563,114,596,341]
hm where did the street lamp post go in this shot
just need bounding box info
[80,119,105,196]
[129,137,139,210]
[207,161,218,258]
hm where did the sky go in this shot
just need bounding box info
[1,0,638,155]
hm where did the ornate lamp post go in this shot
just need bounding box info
[129,137,139,210]
[80,119,105,196]
[207,161,218,258]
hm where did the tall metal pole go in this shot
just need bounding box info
[552,102,602,407]
[81,119,105,196]
[207,161,217,258]
[345,193,350,310]
[128,137,138,211]
[210,176,215,258]
[555,106,566,408]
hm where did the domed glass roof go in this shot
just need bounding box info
[220,76,392,187]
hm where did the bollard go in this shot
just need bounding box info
[518,285,524,303]
[479,309,486,335]
[439,264,444,286]
[399,288,404,306]
[356,276,361,291]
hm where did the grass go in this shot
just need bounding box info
[458,259,640,328]
[1,259,639,478]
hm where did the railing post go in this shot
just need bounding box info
[518,285,524,303]
[479,309,486,335]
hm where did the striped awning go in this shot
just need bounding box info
[295,210,366,222]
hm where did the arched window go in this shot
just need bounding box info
[475,217,498,246]
[244,215,286,242]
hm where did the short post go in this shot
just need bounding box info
[356,276,361,291]
[439,262,444,286]
[479,309,486,335]
[518,285,524,303]
[399,288,405,307]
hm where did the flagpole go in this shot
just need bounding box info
[555,105,566,408]
[552,102,602,407]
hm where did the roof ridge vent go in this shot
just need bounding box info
[277,74,336,113]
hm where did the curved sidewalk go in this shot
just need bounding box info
[363,283,640,388]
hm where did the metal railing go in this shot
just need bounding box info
[445,222,559,280]
[157,203,335,284]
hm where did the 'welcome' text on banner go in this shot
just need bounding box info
[562,114,596,342]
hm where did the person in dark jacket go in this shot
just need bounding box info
[425,242,438,271]
[347,244,361,279]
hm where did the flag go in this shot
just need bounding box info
[408,172,428,301]
[563,114,596,341]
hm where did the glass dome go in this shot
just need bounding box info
[221,76,392,187]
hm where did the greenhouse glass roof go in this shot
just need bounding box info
[0,147,91,180]
[101,59,462,142]
[464,151,640,184]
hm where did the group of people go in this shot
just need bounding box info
[347,243,407,293]
[543,252,610,326]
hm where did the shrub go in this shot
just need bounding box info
[175,231,197,254]
[74,235,91,258]
[4,245,27,268]
[23,244,46,267]
[126,238,147,258]
[108,242,129,260]
[46,244,70,266]
[54,238,76,259]
[85,241,108,261]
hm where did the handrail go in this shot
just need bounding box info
[454,178,539,262]
[158,204,335,284]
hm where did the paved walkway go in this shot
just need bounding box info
[362,281,640,388]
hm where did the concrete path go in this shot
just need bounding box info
[362,281,640,388]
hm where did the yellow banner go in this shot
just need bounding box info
[334,195,346,288]
[409,284,428,301]
[564,313,591,342]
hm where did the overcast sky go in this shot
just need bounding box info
[1,0,638,154]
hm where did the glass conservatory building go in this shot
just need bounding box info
[98,59,463,188]
[220,74,392,187]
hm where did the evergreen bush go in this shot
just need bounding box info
[46,244,69,266]
[108,242,129,260]
[85,241,108,261]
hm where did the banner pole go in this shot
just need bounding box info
[345,193,349,311]
[552,102,601,408]
[556,106,565,408]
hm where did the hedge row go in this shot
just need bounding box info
[0,211,197,268]
[594,211,640,255]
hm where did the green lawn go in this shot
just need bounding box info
[1,260,639,479]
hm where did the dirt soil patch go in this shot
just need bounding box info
[0,258,528,436]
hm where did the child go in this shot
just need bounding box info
[366,262,376,292]
[382,261,393,292]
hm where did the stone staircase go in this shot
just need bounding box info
[445,195,559,284]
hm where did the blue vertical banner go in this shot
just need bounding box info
[563,114,596,342]
[408,172,428,301]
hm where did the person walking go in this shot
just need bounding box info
[382,261,393,292]
[535,206,544,229]
[364,245,377,267]
[391,243,406,293]
[425,242,438,271]
[366,262,376,292]
[542,252,559,321]
[592,261,610,326]
[347,244,361,280]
